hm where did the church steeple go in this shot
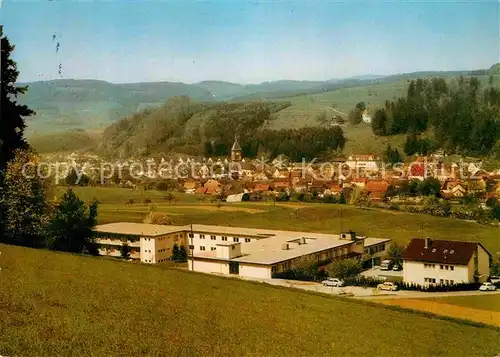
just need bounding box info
[231,135,242,162]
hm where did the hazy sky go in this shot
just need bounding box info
[2,0,499,84]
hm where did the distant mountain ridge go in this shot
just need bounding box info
[20,65,497,134]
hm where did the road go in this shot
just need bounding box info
[237,275,500,299]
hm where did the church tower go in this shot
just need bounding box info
[231,135,242,162]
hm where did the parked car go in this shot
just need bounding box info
[377,282,398,291]
[380,260,393,271]
[489,276,500,284]
[337,289,355,297]
[392,264,402,271]
[322,278,344,287]
[479,282,497,291]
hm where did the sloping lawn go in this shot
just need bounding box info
[1,244,499,356]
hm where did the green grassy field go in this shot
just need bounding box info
[429,295,500,313]
[1,243,499,356]
[57,187,500,255]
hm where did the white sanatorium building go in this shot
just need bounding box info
[94,223,390,279]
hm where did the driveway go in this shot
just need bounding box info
[361,266,403,280]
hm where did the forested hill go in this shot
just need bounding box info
[21,67,492,134]
[99,97,345,160]
[369,75,500,158]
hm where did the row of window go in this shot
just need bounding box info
[424,277,455,284]
[188,233,251,243]
[197,246,222,251]
[424,263,454,271]
[365,244,386,255]
[158,248,170,253]
[158,258,169,263]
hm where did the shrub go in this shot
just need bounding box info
[143,212,172,225]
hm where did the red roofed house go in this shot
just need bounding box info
[365,180,389,202]
[403,238,491,286]
[408,157,426,180]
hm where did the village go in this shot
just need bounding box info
[43,136,500,210]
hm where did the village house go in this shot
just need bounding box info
[402,238,491,286]
[345,154,380,172]
[440,179,467,200]
[364,180,389,202]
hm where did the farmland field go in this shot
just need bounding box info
[376,296,500,327]
[57,186,500,255]
[427,295,500,313]
[1,243,499,356]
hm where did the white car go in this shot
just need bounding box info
[322,278,344,287]
[377,282,398,291]
[489,276,500,284]
[479,282,497,291]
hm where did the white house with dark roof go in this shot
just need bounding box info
[402,238,491,286]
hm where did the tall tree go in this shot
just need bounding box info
[0,26,34,173]
[47,188,99,254]
[0,149,50,247]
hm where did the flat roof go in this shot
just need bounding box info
[194,234,357,265]
[94,222,185,237]
[364,237,392,247]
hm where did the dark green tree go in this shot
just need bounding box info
[418,177,441,197]
[178,245,188,262]
[172,243,180,261]
[121,242,131,259]
[0,26,34,173]
[48,188,99,254]
[385,242,405,264]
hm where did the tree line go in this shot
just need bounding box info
[371,76,500,156]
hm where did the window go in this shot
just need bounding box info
[189,245,194,250]
[445,266,449,270]
[211,235,216,240]
[231,246,235,250]
[200,234,205,239]
[189,233,194,238]
[440,279,444,284]
[245,238,251,243]
[450,266,454,271]
[272,265,277,273]
[450,280,454,284]
[211,247,216,251]
[222,236,228,241]
[233,237,239,242]
[440,265,444,270]
[200,246,206,251]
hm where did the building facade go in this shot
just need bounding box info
[402,238,491,286]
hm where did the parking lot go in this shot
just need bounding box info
[361,266,403,280]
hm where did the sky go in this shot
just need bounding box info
[2,0,499,84]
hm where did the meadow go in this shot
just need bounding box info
[1,243,499,356]
[429,295,500,313]
[57,187,500,255]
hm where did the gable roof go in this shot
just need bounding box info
[403,238,490,265]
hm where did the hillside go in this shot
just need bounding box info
[1,243,499,356]
[20,80,215,134]
[21,67,491,135]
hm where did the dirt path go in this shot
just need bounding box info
[375,298,500,327]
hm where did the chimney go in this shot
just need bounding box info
[350,230,356,241]
[281,243,289,250]
[424,237,432,249]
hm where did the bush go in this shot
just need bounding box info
[143,198,152,204]
[143,212,173,225]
